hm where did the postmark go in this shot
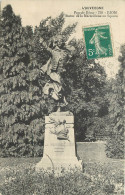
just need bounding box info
[83,24,113,59]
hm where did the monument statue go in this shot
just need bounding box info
[40,35,75,111]
[36,35,82,175]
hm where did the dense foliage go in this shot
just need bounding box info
[0,5,45,157]
[105,45,125,159]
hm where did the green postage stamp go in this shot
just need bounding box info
[83,25,113,59]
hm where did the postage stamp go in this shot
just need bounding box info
[83,25,113,59]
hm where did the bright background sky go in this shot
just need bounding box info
[1,0,125,78]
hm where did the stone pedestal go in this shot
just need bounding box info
[36,111,82,174]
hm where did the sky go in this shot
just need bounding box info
[1,0,125,78]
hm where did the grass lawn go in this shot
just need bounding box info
[0,142,124,195]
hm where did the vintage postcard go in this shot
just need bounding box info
[0,0,124,194]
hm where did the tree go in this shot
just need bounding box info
[0,5,30,156]
[0,5,45,157]
[105,44,125,159]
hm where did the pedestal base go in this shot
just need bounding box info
[36,112,82,175]
[36,155,82,175]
